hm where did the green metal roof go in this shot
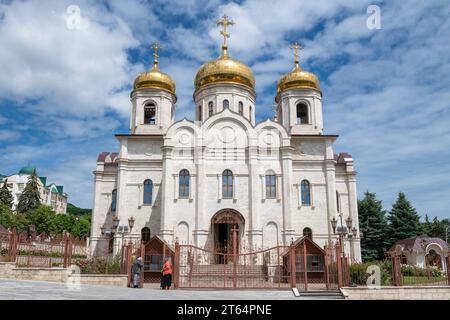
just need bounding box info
[19,166,36,175]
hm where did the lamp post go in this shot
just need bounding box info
[330,213,358,262]
[115,216,136,253]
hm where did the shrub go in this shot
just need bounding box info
[75,256,122,274]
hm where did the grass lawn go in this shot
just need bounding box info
[403,276,447,285]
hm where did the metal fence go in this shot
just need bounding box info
[0,228,88,268]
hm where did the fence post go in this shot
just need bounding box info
[391,254,402,286]
[303,240,308,291]
[63,234,69,268]
[336,243,343,288]
[173,241,180,289]
[446,256,450,286]
[140,242,145,288]
[232,227,237,289]
[289,242,296,288]
[9,228,18,263]
[126,244,133,287]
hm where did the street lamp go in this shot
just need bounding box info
[128,216,135,232]
[330,212,359,261]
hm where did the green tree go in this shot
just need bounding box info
[0,204,15,228]
[0,205,30,232]
[71,215,91,238]
[387,192,422,246]
[17,170,41,213]
[429,216,449,239]
[358,191,388,261]
[0,179,14,209]
[27,205,57,235]
[422,214,432,236]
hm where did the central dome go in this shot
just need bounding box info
[194,48,255,95]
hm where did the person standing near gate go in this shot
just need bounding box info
[160,257,173,290]
[131,257,143,288]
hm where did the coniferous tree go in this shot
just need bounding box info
[422,214,432,236]
[429,216,448,239]
[358,191,388,261]
[0,179,14,209]
[387,192,422,246]
[17,170,41,214]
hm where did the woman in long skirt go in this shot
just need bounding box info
[160,258,173,290]
[131,257,143,288]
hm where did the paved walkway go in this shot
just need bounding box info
[0,278,297,300]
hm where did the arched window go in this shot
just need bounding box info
[336,190,340,213]
[144,103,156,124]
[141,227,151,243]
[249,105,252,122]
[296,103,308,124]
[223,99,229,109]
[265,170,276,198]
[111,189,117,212]
[301,180,311,205]
[143,179,153,205]
[222,169,233,198]
[303,227,313,240]
[198,105,202,121]
[208,101,214,117]
[179,169,190,198]
[238,101,243,115]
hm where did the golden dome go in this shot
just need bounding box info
[194,48,255,94]
[133,43,176,99]
[276,43,321,102]
[133,68,176,95]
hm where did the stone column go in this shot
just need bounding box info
[160,146,174,242]
[194,146,208,248]
[247,145,262,250]
[280,146,295,244]
[347,169,361,262]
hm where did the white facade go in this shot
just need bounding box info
[0,168,68,214]
[90,51,361,263]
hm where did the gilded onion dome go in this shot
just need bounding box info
[194,15,255,95]
[276,43,320,102]
[133,43,176,99]
[194,49,255,94]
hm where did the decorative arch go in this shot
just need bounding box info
[264,221,279,248]
[111,189,117,212]
[176,221,190,244]
[141,227,151,243]
[222,169,233,198]
[179,169,190,198]
[303,227,313,240]
[211,208,245,225]
[144,101,157,125]
[143,179,153,205]
[294,99,311,125]
[265,170,276,199]
[301,179,311,205]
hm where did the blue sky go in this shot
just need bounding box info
[0,0,449,220]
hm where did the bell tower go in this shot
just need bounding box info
[276,43,323,135]
[130,43,177,134]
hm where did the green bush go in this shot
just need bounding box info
[75,256,122,274]
[349,260,393,286]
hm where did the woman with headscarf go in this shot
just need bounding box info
[160,257,173,290]
[131,257,143,288]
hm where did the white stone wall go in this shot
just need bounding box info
[90,84,361,262]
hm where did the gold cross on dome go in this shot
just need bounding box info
[151,42,163,69]
[217,14,235,47]
[290,42,303,68]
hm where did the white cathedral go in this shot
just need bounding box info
[90,17,361,262]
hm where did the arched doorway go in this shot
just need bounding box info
[211,209,245,264]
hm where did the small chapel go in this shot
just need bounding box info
[90,15,362,264]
